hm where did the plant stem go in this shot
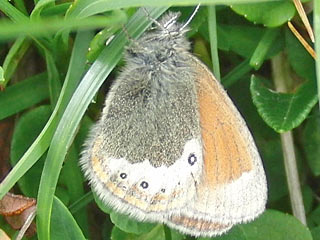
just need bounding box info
[271,53,306,225]
[208,5,220,81]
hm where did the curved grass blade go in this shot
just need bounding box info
[0,32,93,200]
[36,7,169,240]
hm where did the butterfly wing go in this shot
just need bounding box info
[81,133,204,222]
[165,56,267,237]
[80,64,205,223]
[81,55,267,237]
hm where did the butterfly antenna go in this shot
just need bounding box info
[122,23,135,44]
[181,4,200,30]
[142,7,167,31]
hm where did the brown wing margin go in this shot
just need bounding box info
[193,58,253,188]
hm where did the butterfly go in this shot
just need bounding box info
[80,9,267,237]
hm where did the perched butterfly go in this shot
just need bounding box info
[81,8,267,237]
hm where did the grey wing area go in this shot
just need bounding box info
[80,65,204,223]
[97,66,201,167]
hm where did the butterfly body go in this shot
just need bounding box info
[81,11,267,237]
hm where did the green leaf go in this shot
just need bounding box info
[111,225,184,240]
[242,210,312,240]
[12,0,28,15]
[285,28,316,82]
[41,3,72,17]
[51,196,86,240]
[94,191,157,235]
[60,145,85,203]
[202,210,312,240]
[199,225,246,240]
[93,191,113,214]
[302,185,314,214]
[0,73,49,120]
[10,105,51,197]
[110,212,156,235]
[218,25,265,57]
[302,114,320,176]
[260,139,287,202]
[31,0,55,19]
[217,25,283,60]
[308,205,320,227]
[111,227,135,240]
[60,144,89,236]
[250,76,318,133]
[311,226,320,240]
[231,2,295,27]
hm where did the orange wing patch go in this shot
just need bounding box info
[194,59,253,188]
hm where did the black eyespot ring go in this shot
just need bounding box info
[120,173,127,179]
[140,181,149,189]
[161,188,165,193]
[188,153,197,166]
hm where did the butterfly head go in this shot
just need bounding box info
[126,12,191,69]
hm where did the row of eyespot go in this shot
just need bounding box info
[117,153,197,191]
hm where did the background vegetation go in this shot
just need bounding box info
[0,0,319,239]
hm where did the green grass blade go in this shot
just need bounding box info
[0,0,28,22]
[68,0,283,19]
[0,31,93,200]
[0,15,127,40]
[1,37,32,87]
[36,7,168,240]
